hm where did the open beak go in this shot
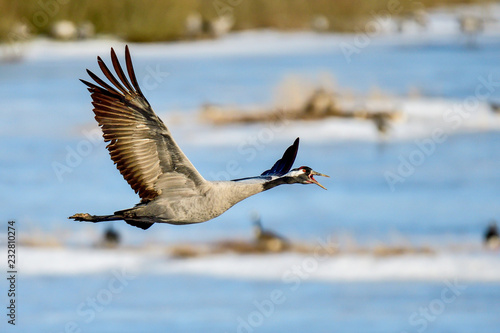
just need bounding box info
[309,171,330,190]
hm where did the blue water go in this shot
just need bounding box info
[16,274,500,333]
[1,32,500,332]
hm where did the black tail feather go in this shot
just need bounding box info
[261,138,299,177]
[125,220,154,230]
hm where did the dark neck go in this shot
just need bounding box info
[262,176,296,191]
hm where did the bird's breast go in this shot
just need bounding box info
[140,181,264,224]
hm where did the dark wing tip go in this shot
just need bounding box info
[80,78,91,86]
[110,48,118,63]
[124,45,144,96]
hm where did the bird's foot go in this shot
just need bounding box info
[69,213,92,221]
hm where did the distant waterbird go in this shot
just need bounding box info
[252,212,289,252]
[100,226,120,248]
[489,101,500,114]
[484,221,500,250]
[69,46,329,230]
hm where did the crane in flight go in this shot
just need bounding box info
[69,46,329,230]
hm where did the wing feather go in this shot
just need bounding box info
[97,56,129,95]
[82,46,205,201]
[110,48,135,93]
[124,45,145,97]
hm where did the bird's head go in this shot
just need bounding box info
[286,166,330,190]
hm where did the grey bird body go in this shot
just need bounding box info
[69,46,329,230]
[126,180,266,225]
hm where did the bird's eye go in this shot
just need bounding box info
[301,169,306,173]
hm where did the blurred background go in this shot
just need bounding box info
[1,0,500,332]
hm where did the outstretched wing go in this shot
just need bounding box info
[81,46,205,202]
[261,138,299,177]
